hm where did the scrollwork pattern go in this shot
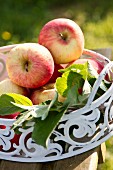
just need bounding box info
[0,46,113,162]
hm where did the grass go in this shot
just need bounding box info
[98,137,113,170]
[1,0,113,55]
[0,0,113,169]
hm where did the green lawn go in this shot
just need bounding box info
[1,0,113,55]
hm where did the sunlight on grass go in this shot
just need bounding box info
[1,31,12,40]
[83,13,113,55]
[97,137,113,169]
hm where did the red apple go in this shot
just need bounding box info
[0,112,20,129]
[10,133,20,151]
[105,69,113,82]
[6,43,54,88]
[0,131,20,151]
[0,112,20,151]
[30,83,65,104]
[0,78,28,123]
[67,58,104,74]
[0,78,22,126]
[38,18,84,64]
[0,78,28,96]
[0,112,20,120]
[49,64,64,83]
[31,88,56,105]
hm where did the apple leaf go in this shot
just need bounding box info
[0,94,24,115]
[7,93,33,106]
[59,62,98,79]
[12,110,33,129]
[56,62,93,98]
[56,62,108,105]
[32,107,67,148]
[11,92,62,132]
[55,71,83,97]
[32,85,81,148]
[62,85,80,107]
[0,93,32,115]
[12,90,69,148]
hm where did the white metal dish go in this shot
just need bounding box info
[0,44,113,162]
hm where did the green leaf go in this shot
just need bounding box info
[100,81,108,92]
[87,61,99,79]
[55,71,69,96]
[0,94,24,115]
[60,62,99,80]
[12,92,60,130]
[0,93,32,116]
[32,85,86,149]
[55,70,83,97]
[6,93,33,106]
[62,85,79,107]
[59,62,88,74]
[56,62,97,99]
[32,108,66,148]
[12,110,32,129]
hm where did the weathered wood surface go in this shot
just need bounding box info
[0,143,106,170]
[0,48,111,170]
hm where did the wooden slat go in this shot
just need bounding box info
[0,144,105,170]
[98,142,106,164]
[41,146,102,170]
[0,161,42,170]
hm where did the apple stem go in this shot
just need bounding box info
[25,62,29,72]
[59,33,67,41]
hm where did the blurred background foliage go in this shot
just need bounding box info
[0,0,113,54]
[0,0,113,169]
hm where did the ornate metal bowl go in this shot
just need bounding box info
[0,44,113,162]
